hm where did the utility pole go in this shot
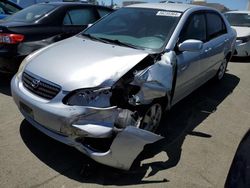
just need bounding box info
[248,0,250,10]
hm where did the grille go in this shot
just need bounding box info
[22,72,61,100]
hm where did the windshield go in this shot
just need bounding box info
[224,13,250,27]
[4,4,56,23]
[82,8,181,52]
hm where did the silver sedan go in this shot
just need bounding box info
[11,3,236,170]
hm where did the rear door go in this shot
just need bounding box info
[201,12,228,80]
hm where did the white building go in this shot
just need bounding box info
[192,0,206,2]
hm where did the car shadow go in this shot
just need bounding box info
[133,72,240,180]
[0,73,13,96]
[19,73,240,186]
[230,56,250,63]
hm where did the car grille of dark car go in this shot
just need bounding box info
[22,72,61,100]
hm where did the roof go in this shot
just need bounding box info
[225,11,250,14]
[38,2,110,9]
[127,3,203,12]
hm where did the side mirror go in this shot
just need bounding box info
[178,39,203,52]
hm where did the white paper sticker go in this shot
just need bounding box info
[156,11,181,17]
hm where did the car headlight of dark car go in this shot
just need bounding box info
[64,87,112,107]
[237,36,250,43]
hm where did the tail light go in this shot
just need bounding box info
[0,33,24,44]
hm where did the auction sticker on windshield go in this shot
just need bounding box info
[156,11,181,17]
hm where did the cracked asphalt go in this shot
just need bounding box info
[0,58,250,188]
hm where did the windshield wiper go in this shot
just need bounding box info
[98,37,144,50]
[81,34,144,50]
[81,33,110,43]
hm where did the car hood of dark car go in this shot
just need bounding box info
[24,36,149,91]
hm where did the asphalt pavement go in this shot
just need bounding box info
[0,58,250,188]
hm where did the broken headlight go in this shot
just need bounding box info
[64,87,112,107]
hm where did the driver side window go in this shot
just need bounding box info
[180,13,206,43]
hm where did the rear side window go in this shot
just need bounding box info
[206,13,227,40]
[4,4,55,23]
[180,13,206,42]
[0,2,20,14]
[97,8,111,17]
[63,8,97,25]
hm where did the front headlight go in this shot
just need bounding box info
[64,87,112,107]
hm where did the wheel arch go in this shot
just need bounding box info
[225,51,232,62]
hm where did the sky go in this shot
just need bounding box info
[11,0,249,10]
[104,0,249,10]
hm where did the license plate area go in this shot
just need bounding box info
[20,102,34,119]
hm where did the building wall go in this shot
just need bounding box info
[192,2,229,12]
[122,1,146,7]
[192,0,206,2]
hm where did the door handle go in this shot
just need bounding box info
[205,47,212,53]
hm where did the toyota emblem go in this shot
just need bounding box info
[31,79,40,89]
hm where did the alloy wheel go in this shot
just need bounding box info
[218,59,227,80]
[140,103,162,132]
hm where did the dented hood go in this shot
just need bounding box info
[25,36,148,91]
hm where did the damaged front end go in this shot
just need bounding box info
[58,51,177,170]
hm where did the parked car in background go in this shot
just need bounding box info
[0,2,112,73]
[225,11,250,57]
[0,0,22,19]
[11,3,236,170]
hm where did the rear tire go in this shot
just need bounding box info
[215,58,228,81]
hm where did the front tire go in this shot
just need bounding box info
[140,103,163,132]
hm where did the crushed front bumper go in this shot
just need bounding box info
[11,74,163,170]
[11,74,118,137]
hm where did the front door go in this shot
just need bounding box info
[173,13,208,104]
